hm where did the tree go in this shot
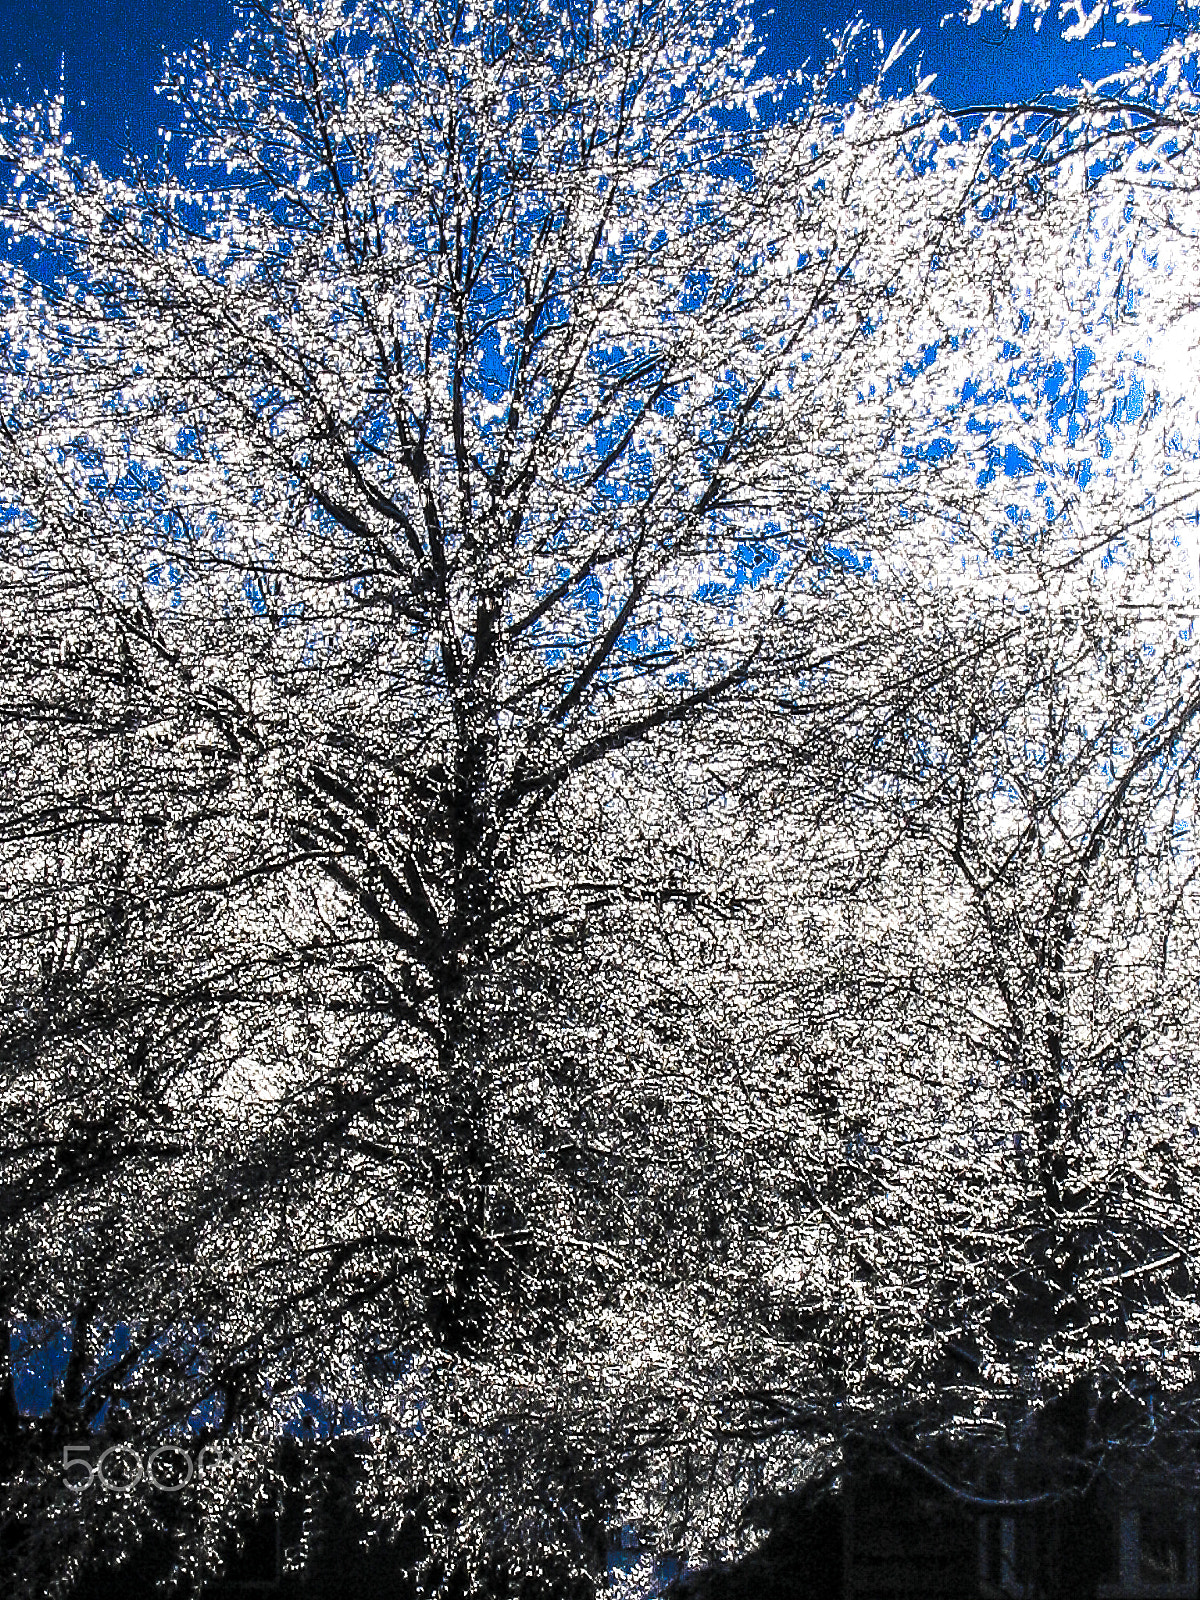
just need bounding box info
[5,0,1200,1592]
[727,39,1200,1503]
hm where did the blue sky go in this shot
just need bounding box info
[0,0,1181,168]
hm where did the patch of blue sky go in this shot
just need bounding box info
[596,622,661,675]
[0,222,78,286]
[822,543,872,574]
[146,556,186,607]
[1113,371,1152,425]
[12,1316,391,1444]
[10,1317,138,1423]
[243,569,269,616]
[10,1319,70,1414]
[277,1389,340,1439]
[974,446,1038,493]
[678,268,712,317]
[730,539,778,590]
[576,397,672,490]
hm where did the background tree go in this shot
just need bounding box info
[727,48,1200,1502]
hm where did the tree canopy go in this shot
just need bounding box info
[3,0,1200,1594]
